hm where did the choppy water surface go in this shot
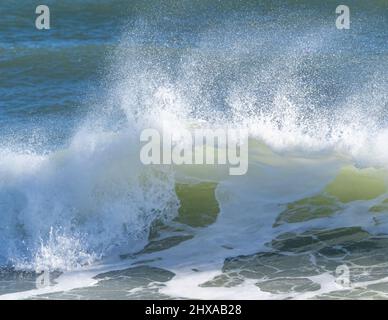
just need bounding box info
[1,1,388,299]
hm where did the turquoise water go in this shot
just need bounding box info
[1,1,388,299]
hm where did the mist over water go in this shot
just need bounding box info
[0,0,388,299]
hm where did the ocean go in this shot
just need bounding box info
[1,0,388,299]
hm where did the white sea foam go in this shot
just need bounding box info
[1,16,387,300]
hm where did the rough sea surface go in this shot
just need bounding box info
[1,0,388,299]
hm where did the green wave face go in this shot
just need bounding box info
[325,166,387,203]
[175,182,220,228]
